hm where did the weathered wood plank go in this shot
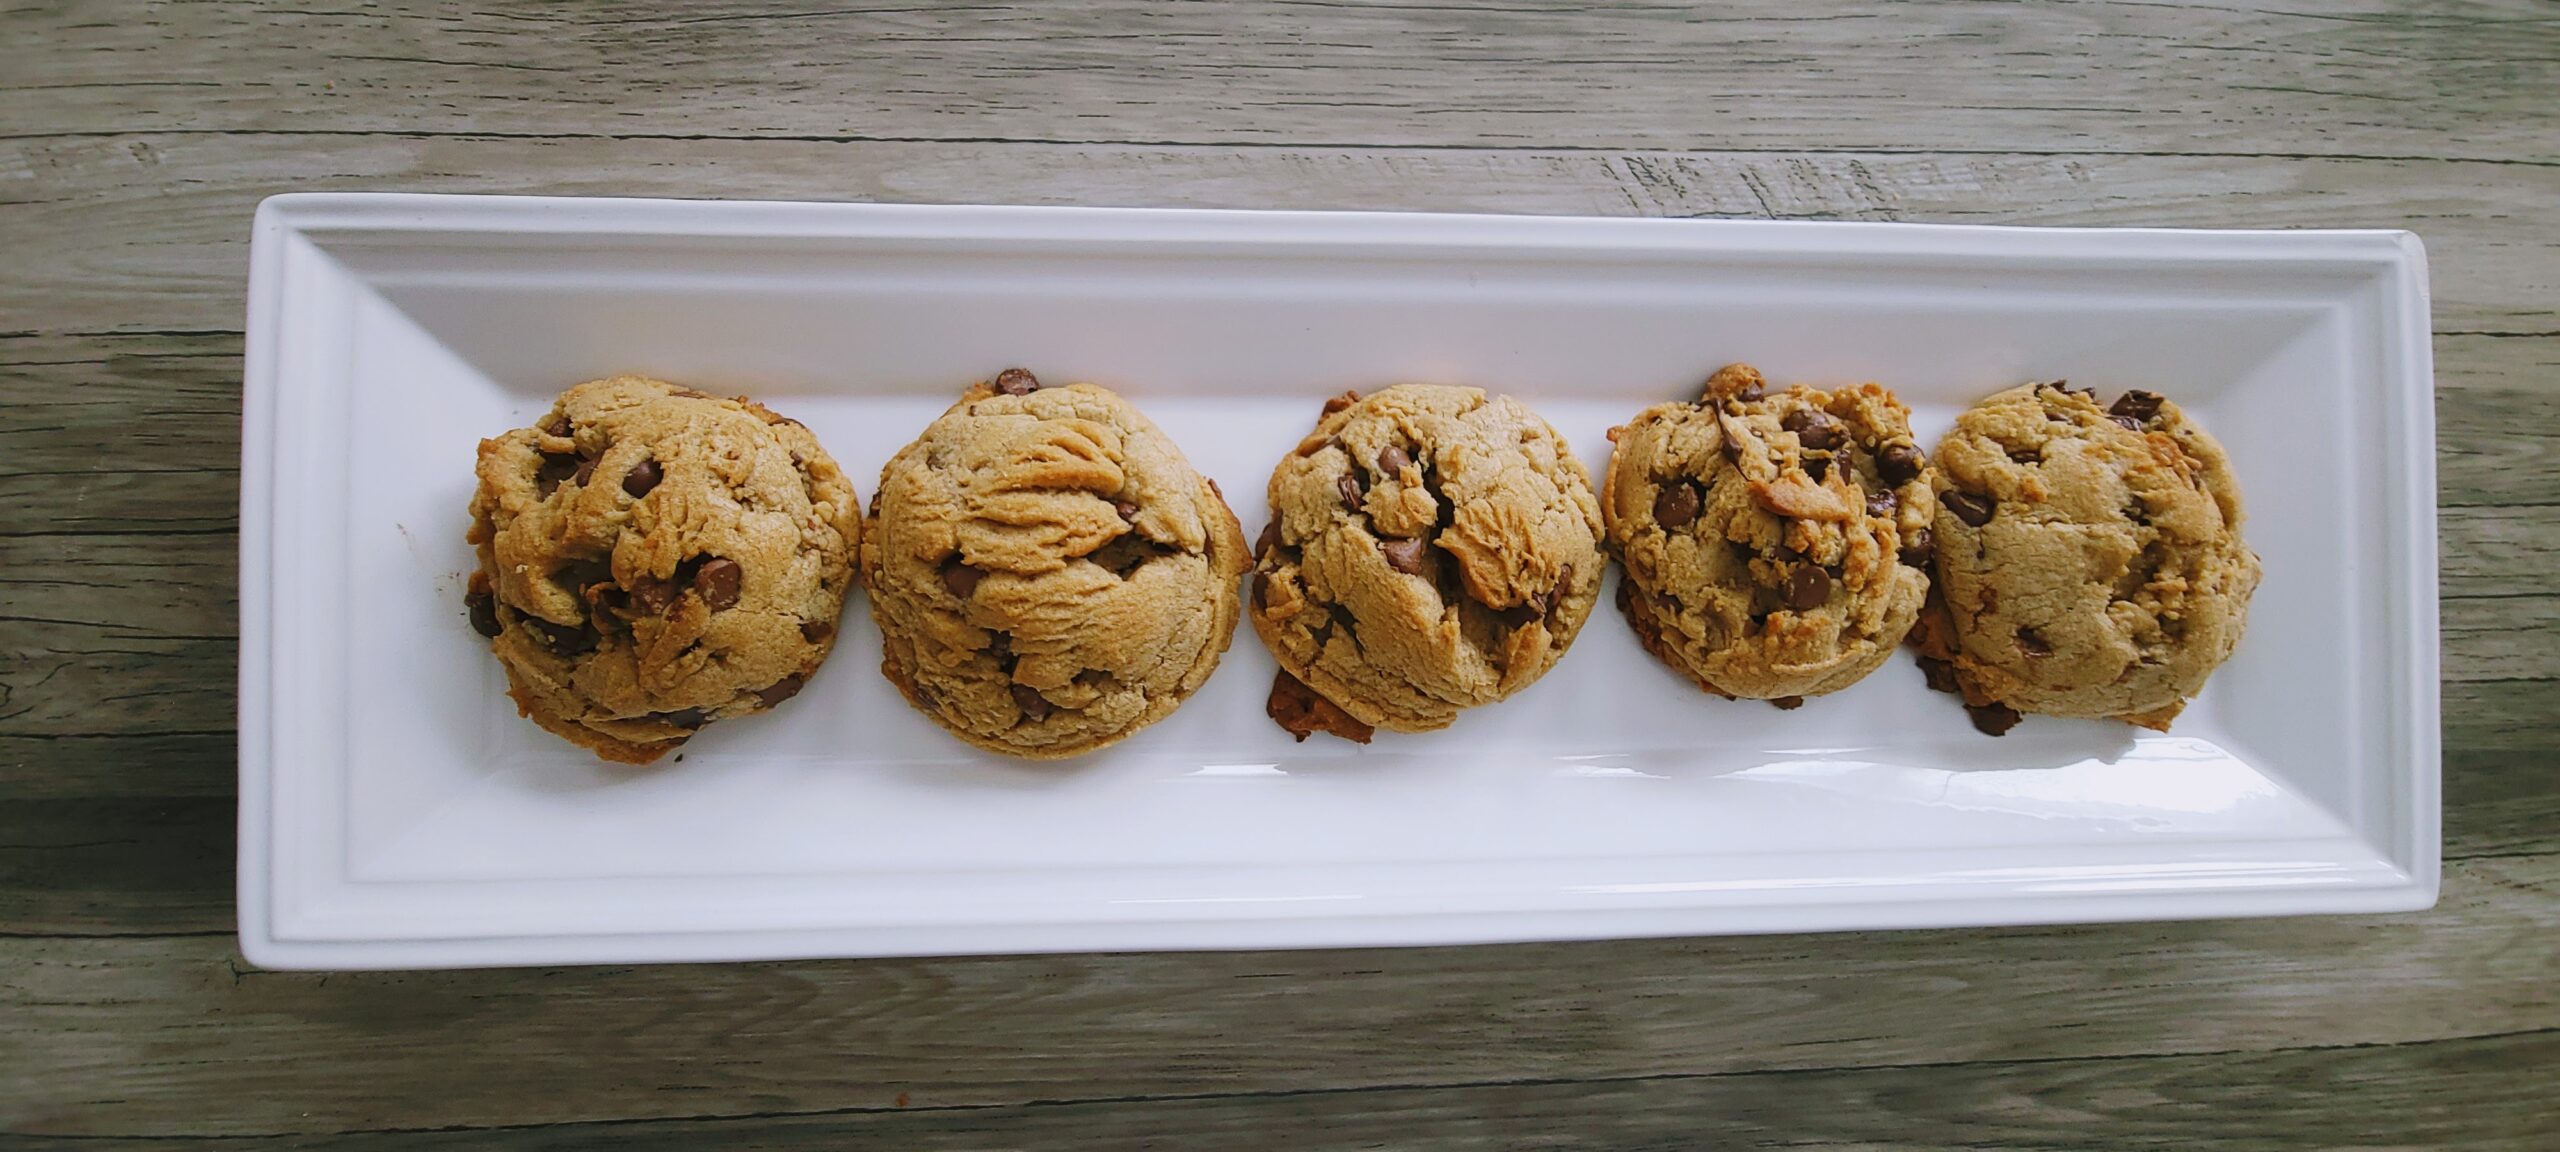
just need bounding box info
[5,1,2556,164]
[2439,366,2560,510]
[0,797,230,938]
[3,853,2553,1137]
[18,1029,2551,1150]
[2446,679,2560,754]
[2449,749,2560,862]
[0,331,241,538]
[0,733,235,801]
[2,136,2555,334]
[2442,594,2560,684]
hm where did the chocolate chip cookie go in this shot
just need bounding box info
[864,370,1250,759]
[1602,364,1937,703]
[1917,382,2259,734]
[466,376,861,764]
[1251,385,1605,738]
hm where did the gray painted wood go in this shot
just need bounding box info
[14,1029,2555,1151]
[6,854,2557,1136]
[6,1,2556,161]
[1,1,2553,1146]
[4,137,2556,333]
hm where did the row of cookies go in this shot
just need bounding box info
[462,366,2253,763]
[464,370,1241,764]
[1597,366,2258,737]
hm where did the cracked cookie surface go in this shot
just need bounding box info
[1602,364,1937,702]
[1918,381,2258,733]
[863,371,1249,759]
[466,375,860,764]
[1251,385,1604,736]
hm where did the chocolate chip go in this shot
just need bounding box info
[1785,565,1831,611]
[1728,540,1756,564]
[655,707,708,729]
[1944,491,1994,527]
[756,674,807,709]
[1495,577,1562,629]
[1011,684,1053,722]
[623,459,661,497]
[1378,444,1411,476]
[940,558,985,599]
[1899,527,1933,568]
[1267,669,1375,744]
[798,622,833,647]
[1866,488,1898,518]
[1380,537,1430,575]
[570,456,598,487]
[1918,656,1961,695]
[465,586,501,638]
[539,413,572,437]
[2110,390,2163,422]
[1254,519,1282,558]
[2006,446,2041,465]
[1966,701,2023,737]
[1774,542,1803,564]
[628,573,677,614]
[1770,695,1805,711]
[2110,414,2143,433]
[1090,533,1163,578]
[1804,455,1830,482]
[528,617,595,656]
[1653,481,1700,528]
[694,558,743,610]
[1337,470,1366,513]
[2018,627,2053,658]
[1782,410,1846,451]
[1750,583,1782,618]
[1878,443,1926,486]
[1732,377,1765,402]
[1320,390,1360,418]
[1114,499,1140,523]
[1252,569,1272,609]
[994,367,1041,396]
[535,452,580,498]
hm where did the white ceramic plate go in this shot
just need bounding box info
[238,195,2438,969]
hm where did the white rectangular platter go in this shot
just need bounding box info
[239,194,2438,969]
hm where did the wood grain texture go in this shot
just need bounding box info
[4,135,2557,333]
[6,0,2558,163]
[2,0,2554,1146]
[14,1029,2554,1151]
[4,854,2555,1137]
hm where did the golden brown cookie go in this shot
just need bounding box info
[863,370,1250,759]
[466,376,860,764]
[1918,381,2259,734]
[1250,385,1605,737]
[1601,364,1937,703]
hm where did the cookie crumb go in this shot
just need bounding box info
[1267,670,1375,744]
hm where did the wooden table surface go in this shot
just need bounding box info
[4,3,2554,1147]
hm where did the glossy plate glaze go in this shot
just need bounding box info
[239,195,2438,969]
